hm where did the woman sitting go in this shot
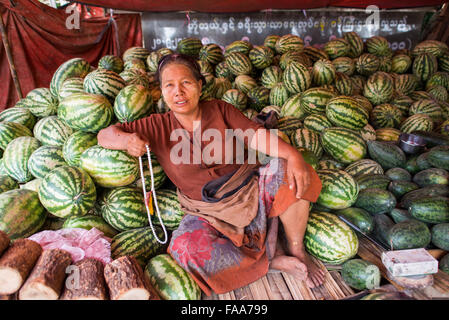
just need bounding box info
[97,53,324,296]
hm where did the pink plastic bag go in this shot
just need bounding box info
[28,228,112,265]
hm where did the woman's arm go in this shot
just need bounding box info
[97,124,150,157]
[249,128,311,199]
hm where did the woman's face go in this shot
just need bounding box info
[160,63,202,117]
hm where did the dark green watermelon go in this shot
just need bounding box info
[388,180,419,199]
[387,220,431,250]
[389,208,415,224]
[341,259,381,290]
[355,174,391,191]
[409,196,449,224]
[354,188,396,215]
[385,167,411,181]
[431,223,449,251]
[413,168,449,187]
[372,214,395,247]
[399,185,449,209]
[334,207,374,234]
[440,253,449,274]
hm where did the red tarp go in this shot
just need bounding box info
[0,0,142,111]
[68,0,446,12]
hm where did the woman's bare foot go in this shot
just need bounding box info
[269,255,308,282]
[288,243,326,288]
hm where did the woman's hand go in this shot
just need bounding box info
[126,133,150,157]
[286,153,311,199]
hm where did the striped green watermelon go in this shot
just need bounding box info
[157,47,174,57]
[325,96,369,130]
[277,116,303,136]
[83,68,126,104]
[355,53,380,76]
[279,51,310,70]
[394,74,418,96]
[213,77,232,99]
[132,155,167,191]
[269,83,290,107]
[3,136,41,183]
[33,116,74,146]
[0,189,47,239]
[114,85,153,123]
[197,60,213,75]
[249,46,274,69]
[344,32,364,58]
[333,57,355,76]
[303,46,329,63]
[353,95,373,113]
[152,189,185,230]
[100,187,148,231]
[144,254,201,300]
[214,61,234,81]
[426,72,449,90]
[98,55,124,74]
[316,169,359,209]
[111,226,167,268]
[199,43,224,65]
[370,104,403,129]
[334,72,354,96]
[123,47,150,63]
[260,66,283,89]
[0,107,36,130]
[412,40,448,58]
[199,74,216,101]
[264,35,280,52]
[413,53,438,83]
[62,215,118,238]
[390,94,413,117]
[247,86,270,111]
[50,58,90,97]
[146,51,161,73]
[360,124,377,142]
[234,75,258,94]
[391,54,412,73]
[0,175,19,194]
[28,145,66,179]
[291,128,323,158]
[62,131,98,167]
[282,61,311,94]
[324,38,350,59]
[221,89,247,111]
[410,90,434,101]
[225,52,252,76]
[120,69,151,87]
[123,58,146,72]
[303,114,333,133]
[58,77,85,100]
[317,159,345,171]
[312,59,336,86]
[344,159,384,177]
[26,88,59,118]
[301,88,336,115]
[38,165,96,218]
[363,71,394,105]
[366,36,391,57]
[304,211,358,264]
[375,128,401,142]
[427,85,448,102]
[58,92,114,133]
[341,259,380,290]
[79,145,139,188]
[409,99,443,123]
[280,94,305,119]
[275,34,304,54]
[321,127,367,164]
[439,52,449,72]
[224,40,252,56]
[0,122,32,150]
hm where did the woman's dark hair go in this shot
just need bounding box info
[156,53,206,86]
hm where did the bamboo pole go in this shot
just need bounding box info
[0,9,23,99]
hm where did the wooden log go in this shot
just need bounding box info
[60,258,108,300]
[18,249,72,300]
[0,239,42,295]
[0,230,10,256]
[104,256,151,300]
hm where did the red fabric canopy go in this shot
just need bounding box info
[0,0,142,111]
[68,0,446,12]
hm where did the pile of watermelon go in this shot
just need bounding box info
[0,32,449,298]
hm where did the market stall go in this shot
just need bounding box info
[0,0,448,301]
